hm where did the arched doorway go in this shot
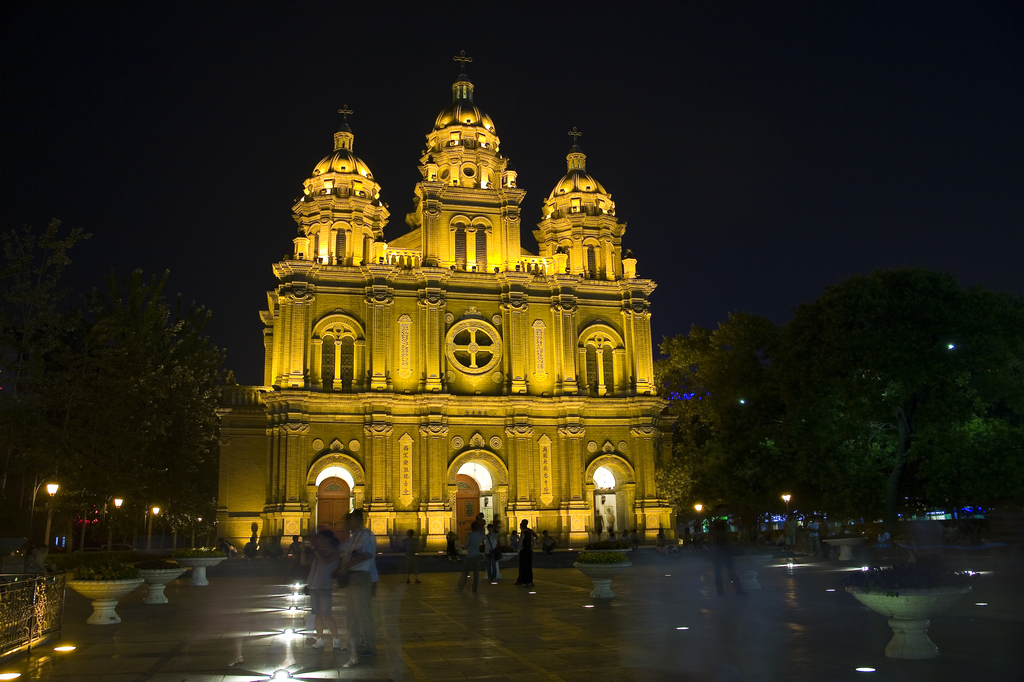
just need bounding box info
[593,465,620,538]
[317,477,351,541]
[455,474,480,545]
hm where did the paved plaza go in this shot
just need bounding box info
[5,552,1022,681]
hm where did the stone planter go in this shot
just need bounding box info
[66,578,144,625]
[734,554,774,590]
[846,586,972,659]
[175,556,226,586]
[824,537,866,561]
[139,567,186,604]
[573,561,631,599]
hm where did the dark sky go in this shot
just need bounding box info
[2,3,1022,385]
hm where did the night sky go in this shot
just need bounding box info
[2,3,1021,385]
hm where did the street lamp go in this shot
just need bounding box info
[106,497,125,551]
[782,494,791,514]
[27,480,59,547]
[43,483,60,549]
[146,506,160,551]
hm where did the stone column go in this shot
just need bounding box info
[503,298,529,394]
[364,422,395,545]
[365,288,393,391]
[419,423,449,551]
[505,425,534,503]
[553,299,579,395]
[558,424,589,545]
[284,287,313,388]
[628,299,655,396]
[418,288,446,393]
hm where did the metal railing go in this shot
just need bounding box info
[0,572,65,660]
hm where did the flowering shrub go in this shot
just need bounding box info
[583,540,632,550]
[842,563,973,596]
[172,547,224,558]
[137,560,181,570]
[71,561,140,581]
[575,551,630,564]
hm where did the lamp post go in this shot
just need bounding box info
[147,506,160,551]
[106,497,124,551]
[694,503,704,540]
[782,494,791,515]
[43,483,60,549]
[27,478,59,545]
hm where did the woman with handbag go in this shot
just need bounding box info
[301,529,342,650]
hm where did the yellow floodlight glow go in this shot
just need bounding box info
[54,645,76,651]
[46,483,59,496]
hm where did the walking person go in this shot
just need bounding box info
[784,515,798,559]
[515,519,536,587]
[710,509,745,597]
[335,509,377,668]
[456,521,484,592]
[484,523,501,581]
[403,529,421,584]
[301,529,343,649]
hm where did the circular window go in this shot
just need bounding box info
[462,165,476,177]
[445,319,502,376]
[440,168,450,180]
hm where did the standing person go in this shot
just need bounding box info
[784,515,798,558]
[445,530,459,561]
[710,510,745,597]
[541,530,556,555]
[286,535,304,580]
[301,530,343,650]
[509,529,521,553]
[484,523,500,581]
[456,521,484,592]
[594,514,604,541]
[335,509,377,668]
[403,529,421,584]
[629,530,639,550]
[807,517,822,558]
[515,519,535,587]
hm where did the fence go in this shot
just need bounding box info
[0,572,65,660]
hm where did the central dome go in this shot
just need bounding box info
[433,101,495,132]
[312,148,374,180]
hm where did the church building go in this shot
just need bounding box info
[217,57,675,551]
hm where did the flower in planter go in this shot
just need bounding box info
[575,551,629,565]
[137,560,181,570]
[841,563,973,597]
[172,547,225,559]
[71,561,140,581]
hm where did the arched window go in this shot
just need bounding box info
[602,345,614,392]
[313,233,320,262]
[475,231,487,267]
[362,236,370,265]
[321,335,335,391]
[454,227,467,265]
[593,466,615,489]
[586,245,597,279]
[335,231,347,264]
[339,337,354,391]
[586,346,599,396]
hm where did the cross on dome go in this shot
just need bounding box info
[338,105,353,122]
[568,127,582,144]
[454,50,473,75]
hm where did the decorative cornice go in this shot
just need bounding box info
[364,423,394,437]
[630,425,657,437]
[558,425,586,438]
[419,424,449,437]
[504,425,534,437]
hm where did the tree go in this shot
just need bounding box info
[656,312,787,525]
[777,269,1024,528]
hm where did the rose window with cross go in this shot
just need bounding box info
[445,318,502,376]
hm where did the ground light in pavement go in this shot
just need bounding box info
[855,668,877,673]
[584,604,594,608]
[826,589,836,592]
[976,602,988,606]
[272,670,291,680]
[676,627,690,630]
[0,674,21,680]
[53,646,76,652]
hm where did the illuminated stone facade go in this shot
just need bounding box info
[217,67,674,551]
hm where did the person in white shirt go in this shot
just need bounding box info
[456,521,484,592]
[300,529,342,650]
[336,510,377,668]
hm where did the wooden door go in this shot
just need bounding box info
[455,474,480,545]
[317,477,351,541]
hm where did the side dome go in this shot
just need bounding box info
[313,148,374,180]
[550,169,607,199]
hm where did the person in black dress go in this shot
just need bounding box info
[515,519,536,587]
